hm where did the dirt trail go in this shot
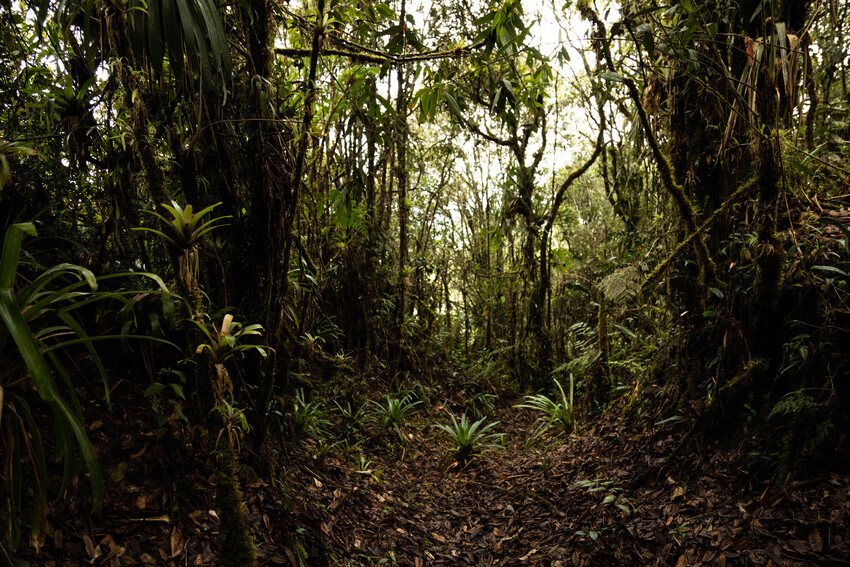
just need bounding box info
[12,389,850,566]
[290,405,850,566]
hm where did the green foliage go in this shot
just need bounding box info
[435,413,502,464]
[0,138,37,188]
[556,322,601,378]
[144,368,189,427]
[370,394,422,442]
[768,389,822,422]
[290,389,331,441]
[135,201,230,251]
[465,391,497,419]
[599,266,642,306]
[0,223,173,544]
[333,399,369,436]
[193,314,267,365]
[573,478,631,515]
[213,397,251,452]
[515,375,575,447]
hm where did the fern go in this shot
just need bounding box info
[768,390,820,420]
[599,265,642,306]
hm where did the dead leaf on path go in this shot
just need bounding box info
[808,528,823,552]
[170,527,186,558]
[110,462,129,483]
[83,534,97,559]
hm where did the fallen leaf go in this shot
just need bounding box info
[808,528,823,552]
[110,462,129,483]
[170,527,185,558]
[83,534,97,558]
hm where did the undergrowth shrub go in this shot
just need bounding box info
[515,375,575,448]
[435,413,502,465]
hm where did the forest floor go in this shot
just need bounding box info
[10,379,850,567]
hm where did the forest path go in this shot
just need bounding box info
[288,402,849,567]
[12,383,848,566]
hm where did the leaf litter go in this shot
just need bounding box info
[11,385,850,566]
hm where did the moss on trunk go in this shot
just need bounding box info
[215,444,258,567]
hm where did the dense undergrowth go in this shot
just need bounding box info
[2,0,850,563]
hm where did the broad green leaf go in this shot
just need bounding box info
[52,396,104,515]
[812,265,848,277]
[175,0,200,74]
[161,0,185,81]
[819,217,850,253]
[58,312,110,408]
[444,92,462,118]
[0,288,57,403]
[1,223,36,289]
[17,399,48,539]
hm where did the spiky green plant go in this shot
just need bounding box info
[134,201,230,301]
[333,399,369,436]
[465,391,498,418]
[371,394,422,442]
[290,389,331,441]
[435,413,502,464]
[135,201,230,251]
[515,375,575,447]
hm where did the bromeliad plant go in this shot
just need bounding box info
[134,201,230,302]
[0,223,173,546]
[435,413,502,465]
[137,201,231,251]
[290,389,331,441]
[515,375,575,448]
[371,394,422,442]
[333,399,369,437]
[193,314,267,404]
[193,314,267,567]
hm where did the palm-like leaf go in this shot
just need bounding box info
[193,314,268,364]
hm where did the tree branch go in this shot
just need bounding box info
[579,1,717,289]
[542,99,606,240]
[275,35,487,66]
